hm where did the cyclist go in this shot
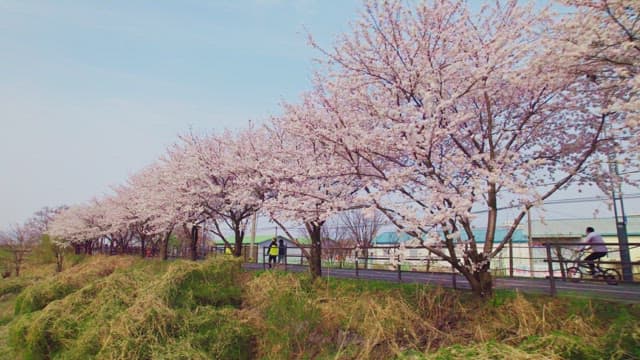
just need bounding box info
[580,227,608,275]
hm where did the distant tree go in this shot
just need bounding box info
[339,209,387,266]
[0,222,38,276]
[27,206,67,271]
[339,209,387,250]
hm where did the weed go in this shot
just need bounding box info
[4,256,639,359]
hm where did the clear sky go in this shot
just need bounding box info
[0,0,638,231]
[0,0,361,228]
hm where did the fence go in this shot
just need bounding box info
[87,241,640,295]
[541,241,640,295]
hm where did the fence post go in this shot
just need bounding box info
[397,254,402,281]
[509,237,514,278]
[555,246,566,280]
[545,243,557,296]
[451,263,457,290]
[355,257,359,278]
[262,246,266,270]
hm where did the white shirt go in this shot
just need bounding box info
[582,232,608,253]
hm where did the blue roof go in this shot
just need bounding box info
[374,228,528,245]
[374,232,413,244]
[465,228,528,243]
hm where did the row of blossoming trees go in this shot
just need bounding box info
[47,0,638,296]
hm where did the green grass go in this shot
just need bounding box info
[4,256,251,359]
[1,255,639,359]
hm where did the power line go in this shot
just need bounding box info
[241,194,640,233]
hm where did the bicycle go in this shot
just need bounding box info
[566,249,621,285]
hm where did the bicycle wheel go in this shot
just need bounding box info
[603,269,621,285]
[566,267,582,282]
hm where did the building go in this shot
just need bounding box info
[370,216,639,277]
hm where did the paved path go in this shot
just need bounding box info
[244,263,640,303]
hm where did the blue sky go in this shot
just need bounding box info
[0,0,638,231]
[0,0,360,227]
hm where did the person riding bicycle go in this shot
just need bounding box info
[580,227,608,275]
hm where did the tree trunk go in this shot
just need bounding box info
[140,235,147,258]
[190,226,199,261]
[233,228,244,257]
[233,225,244,257]
[363,246,370,269]
[161,232,171,261]
[306,222,323,280]
[459,262,493,297]
[55,250,64,272]
[13,250,21,277]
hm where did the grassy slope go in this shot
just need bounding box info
[0,255,638,359]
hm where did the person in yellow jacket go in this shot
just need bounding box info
[268,238,278,268]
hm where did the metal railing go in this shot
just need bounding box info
[542,241,640,296]
[86,241,639,295]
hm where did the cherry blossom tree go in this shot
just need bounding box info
[231,119,362,279]
[558,1,638,116]
[554,0,639,181]
[173,130,262,258]
[132,163,193,260]
[48,199,115,255]
[104,185,151,258]
[286,0,638,296]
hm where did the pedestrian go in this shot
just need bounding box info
[580,226,608,274]
[278,238,286,264]
[268,238,278,268]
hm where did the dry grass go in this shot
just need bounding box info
[2,256,638,359]
[7,257,252,359]
[14,255,137,315]
[243,272,638,360]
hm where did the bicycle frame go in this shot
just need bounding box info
[566,250,620,285]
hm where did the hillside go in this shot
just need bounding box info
[0,255,638,359]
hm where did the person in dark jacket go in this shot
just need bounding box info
[278,239,287,264]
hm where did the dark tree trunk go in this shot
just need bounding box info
[140,235,147,258]
[55,250,64,272]
[190,226,199,261]
[233,223,244,257]
[12,250,22,277]
[161,232,171,261]
[458,261,493,298]
[363,244,370,269]
[306,222,323,280]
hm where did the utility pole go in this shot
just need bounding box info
[609,155,633,281]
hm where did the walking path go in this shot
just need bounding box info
[243,263,640,303]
